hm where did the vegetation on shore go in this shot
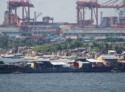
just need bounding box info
[0,34,125,54]
[33,39,125,54]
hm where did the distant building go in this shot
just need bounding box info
[0,27,20,38]
[62,28,125,41]
[28,25,60,39]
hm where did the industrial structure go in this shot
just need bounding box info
[62,28,125,41]
[76,0,125,27]
[2,0,125,28]
[7,0,34,26]
[1,0,125,40]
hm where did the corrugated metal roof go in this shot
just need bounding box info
[87,59,103,62]
[101,55,118,59]
[51,62,68,66]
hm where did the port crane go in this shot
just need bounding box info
[6,0,125,27]
[8,0,34,26]
[76,0,125,27]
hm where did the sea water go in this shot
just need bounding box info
[0,73,125,92]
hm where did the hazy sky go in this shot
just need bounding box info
[0,0,118,24]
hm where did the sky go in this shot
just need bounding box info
[0,0,119,24]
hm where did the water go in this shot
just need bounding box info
[0,73,125,92]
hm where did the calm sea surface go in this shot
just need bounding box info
[0,73,125,92]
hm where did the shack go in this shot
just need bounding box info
[118,60,125,72]
[97,55,118,67]
[87,59,113,72]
